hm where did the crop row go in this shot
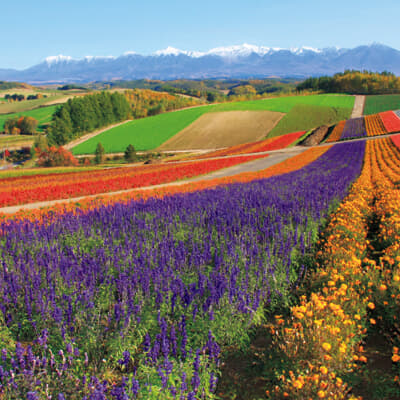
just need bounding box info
[0,154,267,207]
[364,114,387,136]
[325,120,346,143]
[0,142,364,399]
[189,130,305,160]
[0,146,330,223]
[270,137,400,399]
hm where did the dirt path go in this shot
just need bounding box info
[351,95,366,118]
[0,148,306,215]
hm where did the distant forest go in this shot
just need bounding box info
[297,70,400,94]
[87,78,299,101]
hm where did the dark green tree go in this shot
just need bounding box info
[124,144,137,163]
[94,142,105,164]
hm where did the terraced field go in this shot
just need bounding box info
[158,111,284,151]
[72,94,354,154]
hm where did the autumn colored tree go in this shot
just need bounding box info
[36,146,79,167]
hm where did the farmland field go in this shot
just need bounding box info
[267,103,352,137]
[72,94,354,154]
[0,141,364,399]
[0,105,58,133]
[0,134,34,149]
[364,94,400,115]
[0,95,67,115]
[157,110,284,150]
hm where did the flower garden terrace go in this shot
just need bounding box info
[0,141,366,399]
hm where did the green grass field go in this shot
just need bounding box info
[364,95,400,115]
[72,94,355,154]
[0,95,67,115]
[267,104,353,137]
[0,105,58,133]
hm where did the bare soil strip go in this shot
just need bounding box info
[351,95,366,118]
[158,111,285,151]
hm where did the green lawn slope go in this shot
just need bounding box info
[0,105,58,133]
[72,94,355,154]
[267,104,353,138]
[364,95,400,115]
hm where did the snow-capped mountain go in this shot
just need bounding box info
[1,43,399,83]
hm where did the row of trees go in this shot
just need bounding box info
[48,92,131,145]
[4,116,38,135]
[297,70,400,94]
[4,93,47,102]
[124,89,199,119]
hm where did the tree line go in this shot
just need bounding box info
[48,92,131,145]
[297,70,400,94]
[4,93,47,102]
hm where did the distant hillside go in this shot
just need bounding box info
[1,44,400,83]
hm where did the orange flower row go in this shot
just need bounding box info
[269,138,400,399]
[364,114,388,137]
[326,120,346,143]
[0,146,330,224]
[0,154,268,207]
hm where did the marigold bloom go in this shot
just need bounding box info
[322,342,332,352]
[367,302,375,310]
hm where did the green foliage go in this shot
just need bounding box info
[3,115,38,135]
[47,92,131,145]
[298,70,400,95]
[364,94,400,115]
[268,104,352,137]
[124,143,137,162]
[94,142,105,164]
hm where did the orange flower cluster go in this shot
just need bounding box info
[270,137,400,398]
[364,114,388,137]
[0,146,330,224]
[326,120,346,143]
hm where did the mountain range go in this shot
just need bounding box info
[1,43,399,84]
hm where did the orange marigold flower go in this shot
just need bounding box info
[320,366,328,374]
[317,390,326,398]
[392,354,400,363]
[368,302,375,310]
[322,342,332,352]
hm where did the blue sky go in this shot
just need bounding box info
[2,0,399,69]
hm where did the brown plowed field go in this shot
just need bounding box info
[157,111,284,151]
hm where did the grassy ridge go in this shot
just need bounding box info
[267,104,353,137]
[364,95,400,115]
[0,105,58,133]
[72,95,355,154]
[73,107,209,154]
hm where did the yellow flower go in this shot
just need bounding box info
[317,390,326,398]
[319,366,328,374]
[367,302,375,310]
[322,342,332,352]
[392,354,400,363]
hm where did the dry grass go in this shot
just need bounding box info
[158,111,284,150]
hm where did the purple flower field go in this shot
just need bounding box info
[0,142,365,399]
[341,117,367,139]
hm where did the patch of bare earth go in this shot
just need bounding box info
[158,110,285,151]
[300,125,329,146]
